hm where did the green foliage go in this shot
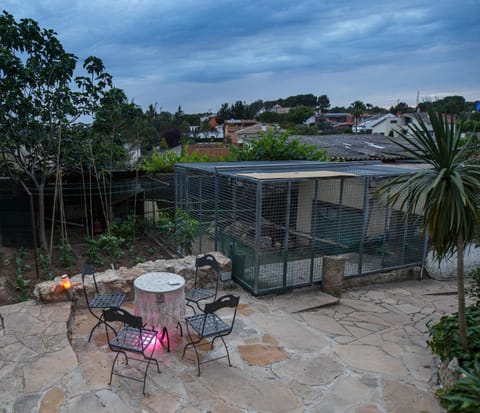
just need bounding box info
[84,238,104,266]
[427,306,480,369]
[111,215,146,241]
[233,130,327,161]
[140,150,181,172]
[7,248,31,301]
[156,210,198,254]
[378,111,480,260]
[38,248,54,280]
[175,210,199,254]
[58,241,75,268]
[437,361,480,412]
[140,147,233,173]
[96,234,125,259]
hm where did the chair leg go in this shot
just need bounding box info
[176,321,183,337]
[109,352,121,385]
[182,324,203,376]
[186,301,197,314]
[220,336,232,367]
[160,327,170,352]
[142,337,159,395]
[88,319,102,342]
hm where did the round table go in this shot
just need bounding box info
[134,272,186,330]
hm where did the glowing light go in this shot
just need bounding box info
[61,274,71,290]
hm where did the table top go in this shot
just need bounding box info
[134,272,185,294]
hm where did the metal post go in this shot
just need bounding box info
[358,177,370,275]
[282,181,292,289]
[254,181,262,295]
[310,180,319,283]
[214,173,219,251]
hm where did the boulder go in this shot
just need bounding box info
[33,252,231,304]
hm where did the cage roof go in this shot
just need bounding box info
[174,160,417,182]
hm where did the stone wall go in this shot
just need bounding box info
[33,252,231,305]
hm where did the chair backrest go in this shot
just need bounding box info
[81,262,98,293]
[194,254,220,290]
[102,307,143,329]
[102,308,146,353]
[204,294,239,313]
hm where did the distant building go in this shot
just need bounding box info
[271,104,291,114]
[223,119,257,144]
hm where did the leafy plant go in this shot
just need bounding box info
[97,234,125,259]
[58,241,75,268]
[427,306,480,369]
[111,215,146,241]
[8,247,31,301]
[38,248,54,280]
[156,209,199,254]
[175,209,199,254]
[232,129,327,161]
[437,361,480,412]
[84,238,104,266]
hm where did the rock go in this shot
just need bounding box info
[439,357,460,388]
[33,252,231,303]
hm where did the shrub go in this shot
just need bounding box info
[427,306,480,369]
[437,361,480,412]
[58,241,75,268]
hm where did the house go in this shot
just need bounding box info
[321,113,354,124]
[353,113,402,135]
[223,119,257,144]
[236,124,269,144]
[271,104,291,114]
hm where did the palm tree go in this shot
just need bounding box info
[349,100,366,132]
[379,110,480,351]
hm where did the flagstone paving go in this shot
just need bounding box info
[1,277,467,412]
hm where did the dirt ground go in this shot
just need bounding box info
[0,230,174,306]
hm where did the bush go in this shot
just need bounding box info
[427,306,480,369]
[437,361,480,412]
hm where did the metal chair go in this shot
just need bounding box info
[185,254,220,314]
[182,294,240,376]
[102,308,160,395]
[81,262,126,342]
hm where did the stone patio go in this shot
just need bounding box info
[0,277,462,412]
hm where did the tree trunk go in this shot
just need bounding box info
[456,232,468,351]
[38,182,48,250]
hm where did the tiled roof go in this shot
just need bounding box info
[290,134,416,161]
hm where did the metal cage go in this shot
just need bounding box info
[175,161,426,295]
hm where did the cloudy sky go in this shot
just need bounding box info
[3,0,480,113]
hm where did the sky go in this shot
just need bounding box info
[3,0,480,114]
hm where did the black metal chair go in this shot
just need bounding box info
[102,308,160,395]
[81,262,126,342]
[185,254,220,314]
[182,294,240,376]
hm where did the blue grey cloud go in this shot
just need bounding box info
[3,0,480,112]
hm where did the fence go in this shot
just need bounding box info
[175,161,426,295]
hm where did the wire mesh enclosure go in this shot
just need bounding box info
[175,161,426,296]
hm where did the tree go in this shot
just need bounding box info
[286,106,315,124]
[0,12,84,249]
[317,95,330,112]
[390,102,414,114]
[232,129,327,161]
[349,100,367,131]
[0,12,118,251]
[378,111,480,351]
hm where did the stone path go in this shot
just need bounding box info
[0,278,462,412]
